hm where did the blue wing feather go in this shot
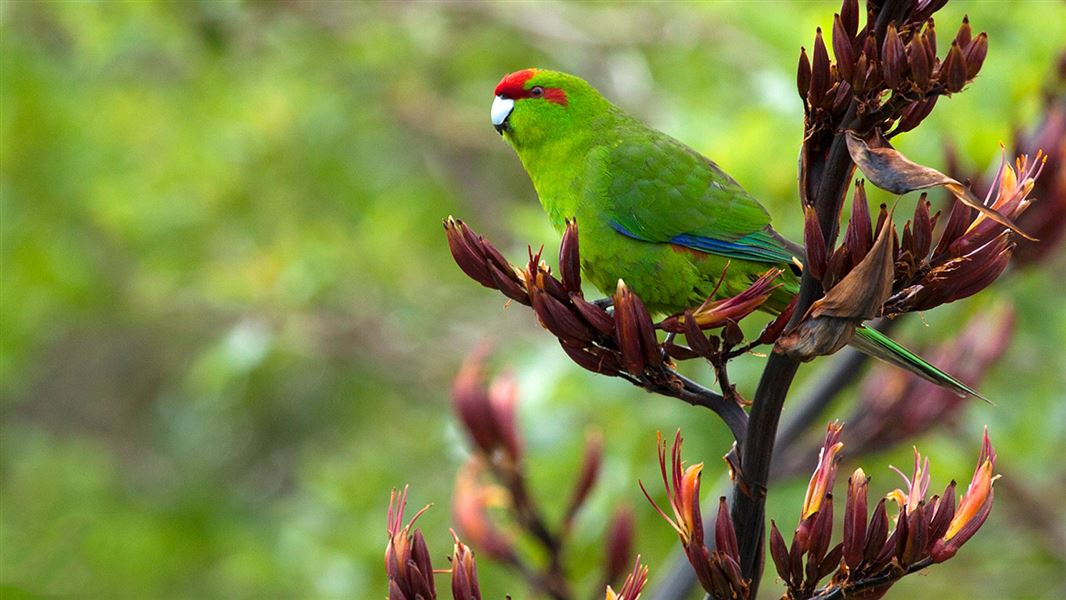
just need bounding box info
[611,221,794,265]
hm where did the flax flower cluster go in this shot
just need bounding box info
[767,424,999,600]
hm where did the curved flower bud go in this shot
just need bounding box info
[450,531,482,600]
[385,487,436,600]
[802,422,845,520]
[930,428,998,562]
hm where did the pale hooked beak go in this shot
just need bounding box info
[491,95,514,134]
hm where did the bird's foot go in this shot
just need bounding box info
[592,297,614,310]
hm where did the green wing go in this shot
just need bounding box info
[593,129,795,265]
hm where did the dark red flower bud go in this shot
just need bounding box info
[902,501,928,565]
[385,487,437,600]
[863,499,890,567]
[769,521,792,585]
[614,281,648,376]
[881,23,906,89]
[843,468,869,570]
[560,218,582,295]
[452,350,523,463]
[569,294,615,336]
[833,14,855,83]
[758,296,797,345]
[487,260,531,305]
[933,198,972,258]
[530,283,594,345]
[559,341,622,376]
[965,32,988,79]
[928,481,957,542]
[804,205,827,281]
[843,181,873,267]
[896,96,938,134]
[714,497,740,563]
[810,28,831,107]
[798,47,813,105]
[930,429,998,562]
[445,217,495,288]
[907,36,931,89]
[806,494,835,577]
[660,268,782,333]
[910,197,934,260]
[941,41,968,93]
[923,19,938,61]
[722,319,744,347]
[682,309,714,358]
[450,532,483,600]
[954,15,972,51]
[840,0,859,39]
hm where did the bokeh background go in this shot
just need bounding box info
[3,1,1064,598]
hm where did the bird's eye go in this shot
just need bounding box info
[530,86,544,98]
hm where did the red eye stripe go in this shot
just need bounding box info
[540,87,568,106]
[494,70,569,106]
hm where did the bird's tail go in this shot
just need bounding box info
[849,325,986,401]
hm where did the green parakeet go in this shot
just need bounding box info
[491,68,977,397]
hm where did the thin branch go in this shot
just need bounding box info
[809,558,934,600]
[620,368,749,447]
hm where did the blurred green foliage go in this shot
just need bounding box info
[2,2,1064,599]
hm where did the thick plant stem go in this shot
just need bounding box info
[724,108,861,597]
[728,350,800,592]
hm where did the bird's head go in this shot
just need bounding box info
[491,69,609,149]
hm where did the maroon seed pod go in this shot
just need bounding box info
[445,218,494,288]
[714,497,741,563]
[558,341,621,376]
[833,14,856,83]
[902,502,928,565]
[928,481,957,541]
[942,41,968,93]
[804,206,828,281]
[798,47,813,105]
[758,296,797,345]
[844,181,873,266]
[863,499,890,567]
[722,319,744,348]
[908,36,931,89]
[560,218,582,295]
[840,0,859,39]
[486,260,530,305]
[810,28,831,108]
[923,19,938,61]
[843,468,869,570]
[933,198,972,258]
[896,95,938,134]
[683,309,715,358]
[769,521,793,585]
[965,32,988,79]
[570,293,615,336]
[882,23,906,89]
[818,543,843,580]
[912,197,934,259]
[614,282,647,376]
[954,15,972,51]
